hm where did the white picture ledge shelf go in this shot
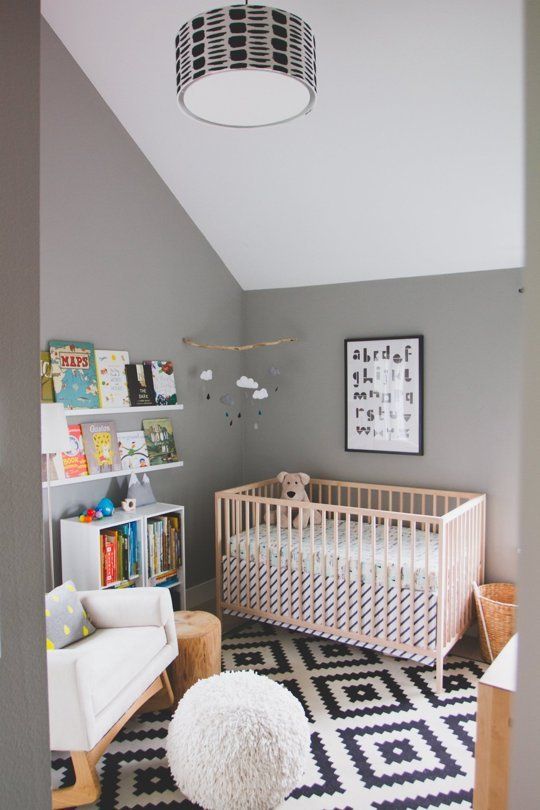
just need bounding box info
[62,404,184,417]
[42,461,184,489]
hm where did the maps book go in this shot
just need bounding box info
[49,340,99,409]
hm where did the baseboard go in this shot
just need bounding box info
[186,578,216,608]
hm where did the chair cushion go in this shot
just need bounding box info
[45,581,96,650]
[68,625,167,715]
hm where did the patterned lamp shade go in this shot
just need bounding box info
[175,4,317,127]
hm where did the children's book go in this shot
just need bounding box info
[125,364,156,407]
[144,360,177,405]
[40,351,55,403]
[142,418,179,465]
[81,421,122,474]
[48,340,99,409]
[95,350,131,408]
[117,430,150,470]
[62,424,89,479]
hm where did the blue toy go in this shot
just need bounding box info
[96,497,115,517]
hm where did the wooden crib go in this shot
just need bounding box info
[215,478,486,691]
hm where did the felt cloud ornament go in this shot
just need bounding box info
[253,388,268,400]
[200,369,213,400]
[268,365,280,391]
[236,376,258,389]
[219,393,235,427]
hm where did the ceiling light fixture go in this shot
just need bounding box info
[175,3,316,128]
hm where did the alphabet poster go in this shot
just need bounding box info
[345,336,423,455]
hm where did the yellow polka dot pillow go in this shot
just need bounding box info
[45,581,96,650]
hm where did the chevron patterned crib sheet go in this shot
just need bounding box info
[227,521,440,593]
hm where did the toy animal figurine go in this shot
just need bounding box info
[96,497,115,517]
[271,471,322,529]
[121,498,136,512]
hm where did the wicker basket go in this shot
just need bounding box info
[473,582,517,663]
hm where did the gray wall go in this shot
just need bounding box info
[41,22,244,590]
[0,1,50,806]
[510,0,540,804]
[244,268,523,583]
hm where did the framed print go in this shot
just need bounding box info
[345,335,424,455]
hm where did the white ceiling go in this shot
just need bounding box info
[42,0,524,290]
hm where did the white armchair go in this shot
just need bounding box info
[48,587,178,809]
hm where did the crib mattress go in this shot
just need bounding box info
[227,520,440,593]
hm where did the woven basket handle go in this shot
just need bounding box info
[473,582,494,663]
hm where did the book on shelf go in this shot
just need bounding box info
[144,360,177,405]
[117,430,150,470]
[40,351,55,403]
[100,523,139,587]
[142,418,179,465]
[81,421,122,475]
[125,363,156,407]
[95,349,131,408]
[62,424,89,479]
[48,340,100,409]
[146,514,181,586]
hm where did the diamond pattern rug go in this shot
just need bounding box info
[51,621,484,809]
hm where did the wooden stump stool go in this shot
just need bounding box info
[168,611,221,706]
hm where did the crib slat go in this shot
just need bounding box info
[298,507,304,622]
[288,505,293,619]
[245,500,250,609]
[255,500,261,610]
[345,512,351,632]
[424,519,429,648]
[322,508,328,626]
[334,511,339,629]
[383,517,389,639]
[310,511,315,625]
[235,498,241,610]
[276,501,282,616]
[410,520,416,642]
[266,499,271,615]
[224,498,231,605]
[371,517,376,635]
[396,519,402,643]
[357,510,363,634]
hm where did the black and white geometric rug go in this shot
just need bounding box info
[51,622,485,809]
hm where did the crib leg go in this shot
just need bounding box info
[436,654,444,693]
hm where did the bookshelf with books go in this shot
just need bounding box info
[60,503,186,606]
[41,342,184,486]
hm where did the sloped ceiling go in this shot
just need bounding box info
[41,1,523,290]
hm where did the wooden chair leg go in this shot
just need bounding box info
[51,751,100,809]
[140,671,175,713]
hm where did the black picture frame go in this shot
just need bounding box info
[344,335,424,455]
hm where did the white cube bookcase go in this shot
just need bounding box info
[60,502,186,608]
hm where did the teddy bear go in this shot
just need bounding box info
[272,471,322,529]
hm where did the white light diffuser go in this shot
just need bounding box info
[176,4,316,128]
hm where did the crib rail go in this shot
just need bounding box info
[215,478,486,692]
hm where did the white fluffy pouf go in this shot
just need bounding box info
[166,670,311,810]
